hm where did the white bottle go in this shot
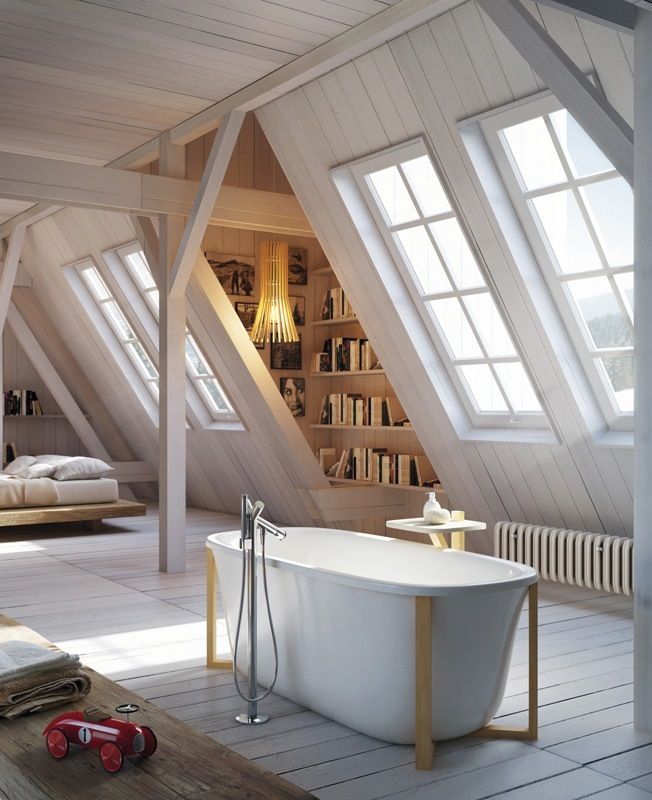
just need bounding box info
[423,492,451,524]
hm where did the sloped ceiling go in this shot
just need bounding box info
[0,0,400,164]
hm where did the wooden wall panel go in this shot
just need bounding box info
[258,0,634,544]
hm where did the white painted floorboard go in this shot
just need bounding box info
[0,506,647,799]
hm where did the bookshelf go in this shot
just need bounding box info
[310,267,443,514]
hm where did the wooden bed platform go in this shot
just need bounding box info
[0,499,146,527]
[0,614,314,800]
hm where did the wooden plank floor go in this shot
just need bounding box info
[0,506,646,800]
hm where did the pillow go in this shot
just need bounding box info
[12,463,58,479]
[3,456,36,475]
[34,455,73,466]
[53,457,113,481]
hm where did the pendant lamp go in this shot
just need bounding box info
[250,241,299,344]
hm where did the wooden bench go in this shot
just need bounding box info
[0,499,146,530]
[0,615,314,800]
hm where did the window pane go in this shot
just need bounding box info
[614,272,634,321]
[103,301,134,340]
[125,250,156,290]
[185,335,210,376]
[81,266,110,301]
[463,293,516,357]
[428,298,482,359]
[126,341,158,379]
[199,378,230,412]
[394,226,451,295]
[580,177,633,267]
[400,156,451,217]
[549,110,614,179]
[458,364,508,412]
[367,166,418,225]
[598,355,633,412]
[501,117,566,191]
[531,190,602,273]
[429,218,484,290]
[494,362,541,412]
[146,289,160,314]
[566,276,633,349]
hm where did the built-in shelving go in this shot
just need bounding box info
[328,477,443,494]
[311,424,413,432]
[311,316,359,327]
[310,369,386,377]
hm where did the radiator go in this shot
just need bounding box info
[494,522,633,596]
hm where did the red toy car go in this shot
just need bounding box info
[43,703,157,773]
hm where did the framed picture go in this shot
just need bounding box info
[270,336,302,370]
[235,301,258,331]
[280,377,305,417]
[289,295,305,326]
[206,253,255,296]
[288,247,308,285]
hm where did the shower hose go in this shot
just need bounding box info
[232,530,280,704]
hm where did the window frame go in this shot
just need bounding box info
[478,94,633,431]
[114,242,239,423]
[75,258,160,401]
[342,138,548,431]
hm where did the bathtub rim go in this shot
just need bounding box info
[206,528,536,597]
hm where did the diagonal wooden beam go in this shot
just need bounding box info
[7,303,111,462]
[170,111,245,297]
[0,226,25,330]
[480,0,634,185]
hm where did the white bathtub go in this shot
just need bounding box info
[206,527,536,743]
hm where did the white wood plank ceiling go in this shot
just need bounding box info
[0,0,399,165]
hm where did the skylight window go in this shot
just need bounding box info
[478,96,634,424]
[116,244,236,420]
[339,140,544,428]
[78,262,160,400]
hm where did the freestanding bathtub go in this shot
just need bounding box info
[206,527,536,744]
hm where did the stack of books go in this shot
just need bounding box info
[4,389,43,416]
[311,338,379,373]
[318,393,410,427]
[319,287,355,320]
[320,447,439,487]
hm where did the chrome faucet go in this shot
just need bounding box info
[235,494,286,726]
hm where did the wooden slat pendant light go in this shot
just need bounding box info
[250,241,299,344]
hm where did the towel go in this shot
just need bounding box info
[0,641,79,682]
[0,667,92,719]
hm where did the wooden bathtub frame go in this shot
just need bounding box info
[206,548,538,769]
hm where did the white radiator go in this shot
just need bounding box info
[494,522,633,596]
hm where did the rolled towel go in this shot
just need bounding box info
[0,641,79,682]
[0,667,92,719]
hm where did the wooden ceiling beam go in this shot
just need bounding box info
[0,150,314,236]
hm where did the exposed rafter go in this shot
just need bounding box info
[480,0,634,185]
[535,0,635,33]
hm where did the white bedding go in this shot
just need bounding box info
[0,477,118,508]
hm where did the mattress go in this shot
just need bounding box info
[53,478,119,505]
[0,476,119,508]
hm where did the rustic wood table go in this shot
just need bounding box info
[0,614,315,800]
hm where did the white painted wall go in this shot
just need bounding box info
[257,0,634,547]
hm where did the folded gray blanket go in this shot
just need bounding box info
[0,667,92,719]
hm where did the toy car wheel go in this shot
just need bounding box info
[46,728,69,760]
[99,741,124,773]
[140,726,157,757]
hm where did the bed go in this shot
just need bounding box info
[0,456,146,528]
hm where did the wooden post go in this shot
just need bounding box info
[415,595,434,770]
[0,226,25,454]
[450,510,465,551]
[634,6,652,732]
[206,548,233,670]
[159,132,187,573]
